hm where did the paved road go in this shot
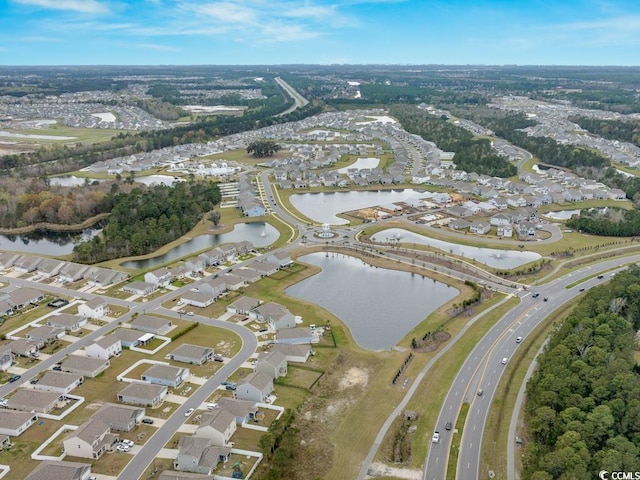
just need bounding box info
[274,77,308,116]
[424,258,629,480]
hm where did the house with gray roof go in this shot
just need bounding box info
[86,267,129,287]
[117,382,167,407]
[245,259,279,277]
[194,409,236,446]
[267,251,292,268]
[25,460,92,480]
[63,418,118,459]
[141,364,190,388]
[8,338,40,357]
[93,403,144,432]
[256,350,288,379]
[47,314,87,332]
[35,371,84,394]
[250,302,296,331]
[275,327,318,345]
[216,397,258,425]
[85,336,121,360]
[26,325,65,344]
[0,347,13,372]
[0,409,37,436]
[174,436,231,475]
[78,298,107,319]
[169,344,213,366]
[58,263,91,284]
[61,355,109,378]
[7,389,61,414]
[144,267,173,288]
[111,328,152,348]
[234,268,262,283]
[234,372,273,403]
[121,281,156,296]
[226,296,261,316]
[12,255,42,273]
[272,343,312,363]
[8,287,45,310]
[131,315,172,335]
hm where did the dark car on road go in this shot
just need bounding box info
[8,375,21,383]
[445,421,452,430]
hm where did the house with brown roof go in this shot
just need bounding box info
[117,382,167,407]
[8,287,45,310]
[8,338,40,357]
[194,409,236,446]
[63,418,118,459]
[0,409,37,436]
[25,460,92,480]
[61,355,109,378]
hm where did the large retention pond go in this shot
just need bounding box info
[286,252,458,351]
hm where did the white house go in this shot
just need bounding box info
[78,298,108,319]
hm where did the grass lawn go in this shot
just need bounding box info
[279,365,323,389]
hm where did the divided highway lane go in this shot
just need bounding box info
[424,259,630,480]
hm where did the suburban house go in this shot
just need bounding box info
[8,287,45,310]
[12,256,42,273]
[63,418,119,459]
[117,382,168,407]
[93,403,145,432]
[255,350,288,379]
[35,371,84,395]
[131,315,173,335]
[198,249,224,267]
[234,268,262,284]
[194,409,237,446]
[174,436,231,475]
[469,222,491,235]
[0,410,37,436]
[9,338,39,357]
[245,260,279,277]
[490,213,512,226]
[226,296,261,316]
[25,461,92,480]
[220,273,245,291]
[86,267,129,287]
[78,298,108,319]
[111,328,154,348]
[448,219,472,231]
[61,355,110,378]
[85,336,122,360]
[46,314,88,333]
[272,344,313,363]
[234,372,273,403]
[7,389,61,414]
[0,347,13,371]
[497,224,513,237]
[141,364,190,388]
[275,327,319,345]
[36,258,65,278]
[216,397,259,425]
[180,278,227,308]
[250,302,297,331]
[58,263,91,284]
[26,325,65,344]
[216,244,237,262]
[121,281,156,296]
[144,267,173,288]
[267,251,293,268]
[169,344,214,366]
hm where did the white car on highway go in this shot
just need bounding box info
[432,431,440,443]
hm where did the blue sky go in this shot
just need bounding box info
[1,0,640,65]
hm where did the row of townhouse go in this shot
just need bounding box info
[0,253,129,287]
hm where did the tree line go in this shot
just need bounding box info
[566,207,640,237]
[523,266,640,479]
[569,115,640,147]
[72,180,221,263]
[389,105,517,177]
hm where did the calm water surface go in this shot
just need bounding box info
[286,252,458,350]
[120,222,279,269]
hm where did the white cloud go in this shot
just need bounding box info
[12,0,110,14]
[135,43,180,51]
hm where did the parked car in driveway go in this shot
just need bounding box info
[141,418,154,425]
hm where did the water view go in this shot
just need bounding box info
[0,226,102,256]
[49,175,102,187]
[120,222,279,270]
[370,228,541,269]
[286,252,458,350]
[289,189,431,225]
[135,175,185,187]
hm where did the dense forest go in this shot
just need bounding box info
[72,181,221,263]
[389,105,517,177]
[523,266,640,479]
[569,115,640,147]
[566,208,640,237]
